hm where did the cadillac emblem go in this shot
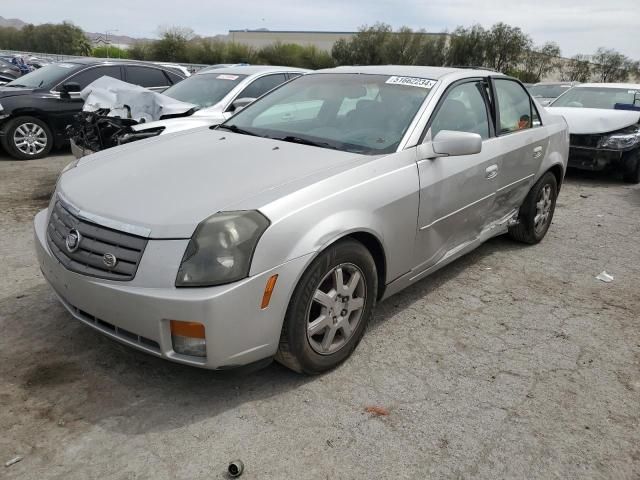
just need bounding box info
[65,229,81,253]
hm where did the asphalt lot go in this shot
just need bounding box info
[1,150,639,480]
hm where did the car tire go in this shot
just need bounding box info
[1,116,53,160]
[508,171,558,244]
[275,238,378,374]
[622,150,640,184]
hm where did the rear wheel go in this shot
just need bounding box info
[622,150,640,184]
[508,171,558,244]
[276,238,377,374]
[1,116,53,160]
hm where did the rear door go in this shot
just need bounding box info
[490,77,549,219]
[51,65,124,137]
[414,78,499,271]
[124,65,172,91]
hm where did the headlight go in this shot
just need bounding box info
[598,129,640,149]
[176,211,270,287]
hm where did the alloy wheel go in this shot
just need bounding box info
[306,263,367,355]
[534,184,553,234]
[13,122,48,156]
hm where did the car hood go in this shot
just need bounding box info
[547,107,640,134]
[131,113,224,135]
[0,86,38,98]
[60,129,370,238]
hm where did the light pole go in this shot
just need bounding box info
[105,29,118,58]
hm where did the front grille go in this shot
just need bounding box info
[570,134,604,149]
[66,300,161,353]
[47,201,147,281]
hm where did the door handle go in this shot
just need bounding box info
[533,146,543,159]
[485,164,499,179]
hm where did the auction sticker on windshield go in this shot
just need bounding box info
[217,74,240,80]
[386,76,436,89]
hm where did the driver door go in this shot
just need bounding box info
[413,79,500,271]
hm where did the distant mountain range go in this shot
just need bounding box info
[0,16,151,45]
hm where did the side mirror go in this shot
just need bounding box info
[230,97,256,112]
[60,82,81,98]
[427,130,482,158]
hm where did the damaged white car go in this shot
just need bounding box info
[69,65,308,157]
[547,83,640,183]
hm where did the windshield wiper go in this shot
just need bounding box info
[3,84,26,88]
[272,135,338,150]
[216,124,259,137]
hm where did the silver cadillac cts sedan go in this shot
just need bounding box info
[34,66,569,374]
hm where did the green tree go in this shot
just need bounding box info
[151,26,194,62]
[484,22,532,73]
[331,23,392,65]
[559,54,592,82]
[519,42,561,82]
[446,25,487,67]
[591,47,635,82]
[92,45,129,59]
[414,34,447,66]
[381,26,423,65]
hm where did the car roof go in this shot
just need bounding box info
[196,65,310,76]
[314,65,502,81]
[55,58,179,69]
[575,82,640,89]
[533,82,576,86]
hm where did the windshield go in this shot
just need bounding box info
[222,73,434,155]
[4,62,81,89]
[529,84,572,99]
[550,87,640,109]
[163,73,247,108]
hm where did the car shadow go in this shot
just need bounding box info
[0,233,521,437]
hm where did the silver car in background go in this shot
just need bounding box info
[35,66,568,374]
[528,82,578,106]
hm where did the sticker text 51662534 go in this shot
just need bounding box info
[385,76,436,89]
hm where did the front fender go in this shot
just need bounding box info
[250,149,420,285]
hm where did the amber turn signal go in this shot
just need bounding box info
[261,274,279,309]
[170,320,205,339]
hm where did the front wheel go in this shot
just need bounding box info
[622,150,640,184]
[1,116,53,160]
[276,238,378,374]
[508,171,558,244]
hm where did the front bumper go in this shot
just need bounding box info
[34,209,312,369]
[568,146,625,171]
[70,138,94,159]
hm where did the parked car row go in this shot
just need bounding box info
[0,58,187,159]
[69,65,308,156]
[35,65,570,374]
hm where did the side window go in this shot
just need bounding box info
[238,74,287,99]
[430,81,490,140]
[125,66,170,88]
[164,70,184,85]
[287,72,303,80]
[494,79,536,134]
[61,66,122,90]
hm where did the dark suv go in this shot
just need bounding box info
[0,58,185,159]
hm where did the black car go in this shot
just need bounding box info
[0,58,21,86]
[0,58,186,159]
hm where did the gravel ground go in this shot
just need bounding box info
[1,151,639,480]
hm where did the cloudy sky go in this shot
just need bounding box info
[2,0,639,58]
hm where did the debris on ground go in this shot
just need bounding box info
[365,406,390,416]
[228,460,244,477]
[580,194,590,198]
[595,271,614,283]
[5,456,23,467]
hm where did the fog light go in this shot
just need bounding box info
[170,320,206,357]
